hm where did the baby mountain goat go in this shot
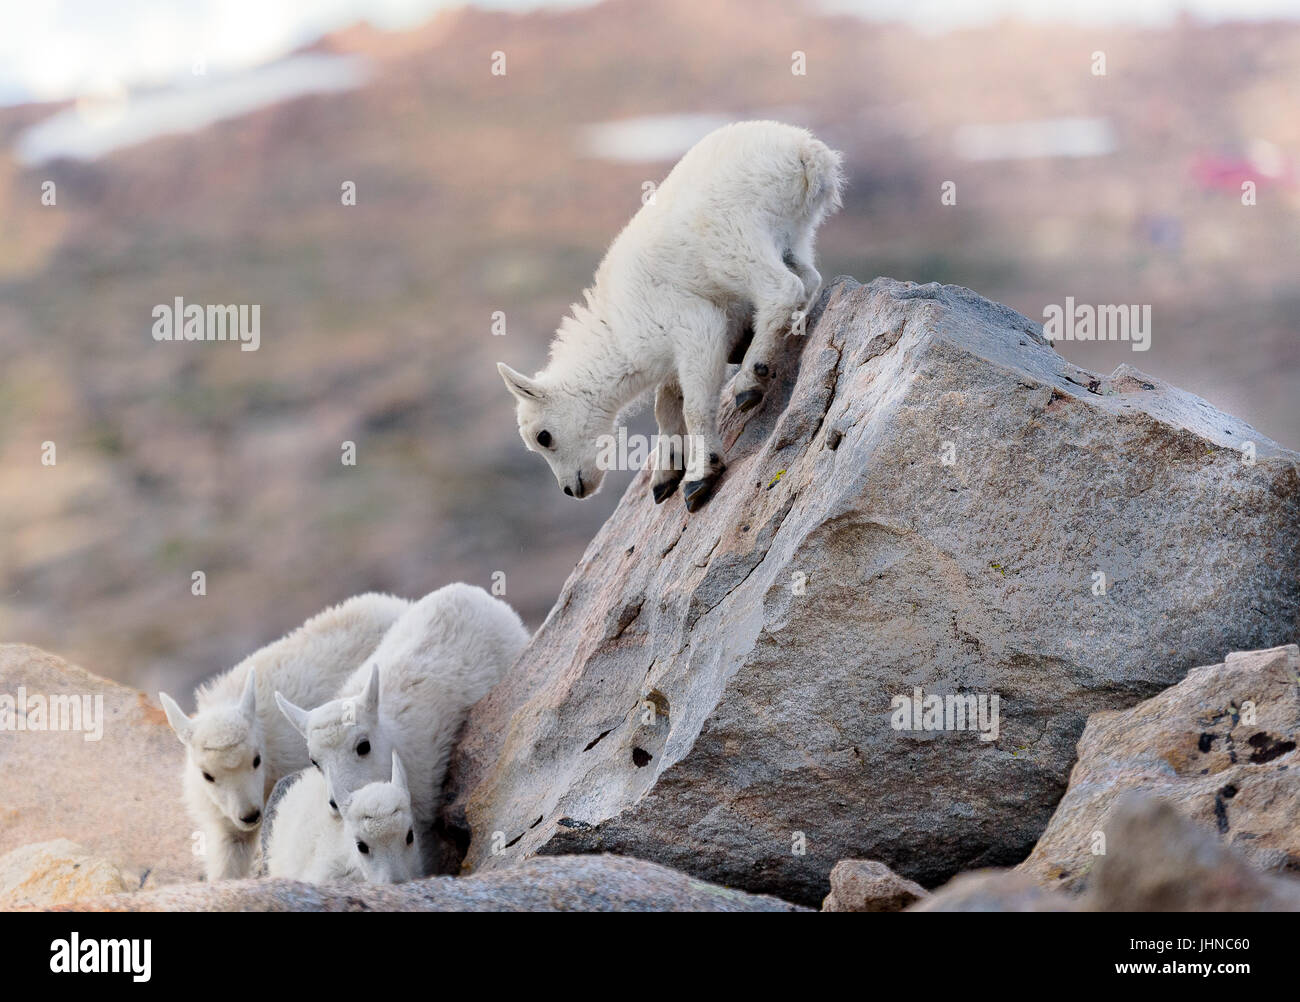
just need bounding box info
[499,120,843,512]
[265,752,421,884]
[276,583,528,873]
[158,593,409,881]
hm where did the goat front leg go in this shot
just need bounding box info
[679,350,728,513]
[205,821,258,882]
[651,382,688,504]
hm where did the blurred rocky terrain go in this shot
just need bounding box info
[0,0,1297,700]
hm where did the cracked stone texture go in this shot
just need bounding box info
[0,644,196,891]
[445,275,1300,907]
[40,853,804,912]
[1018,643,1300,891]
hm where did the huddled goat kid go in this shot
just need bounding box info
[275,583,528,874]
[159,593,408,881]
[264,751,422,884]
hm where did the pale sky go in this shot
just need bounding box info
[1,0,1296,106]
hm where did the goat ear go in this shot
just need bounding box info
[361,663,381,712]
[390,751,409,796]
[158,692,193,745]
[238,669,258,720]
[275,691,310,738]
[497,363,545,402]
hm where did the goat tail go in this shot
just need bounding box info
[799,137,845,221]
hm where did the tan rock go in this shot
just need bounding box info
[0,644,196,889]
[0,839,129,909]
[1020,644,1300,891]
[821,859,928,911]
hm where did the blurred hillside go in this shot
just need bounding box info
[1,0,1297,697]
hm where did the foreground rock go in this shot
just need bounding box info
[821,859,928,912]
[1020,644,1300,890]
[448,276,1300,906]
[0,840,129,909]
[46,854,804,912]
[0,645,194,890]
[1085,794,1300,911]
[910,869,1076,912]
[916,794,1300,911]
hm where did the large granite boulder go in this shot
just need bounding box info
[447,276,1300,906]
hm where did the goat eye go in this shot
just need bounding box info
[252,754,261,769]
[356,740,370,757]
[310,758,319,770]
[406,829,414,846]
[536,430,552,448]
[356,841,369,855]
[203,773,215,783]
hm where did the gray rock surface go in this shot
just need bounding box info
[44,853,805,912]
[1020,643,1300,890]
[446,276,1300,906]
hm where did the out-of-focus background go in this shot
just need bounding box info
[0,0,1296,700]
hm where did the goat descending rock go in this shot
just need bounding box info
[158,592,408,881]
[264,751,422,884]
[275,583,528,873]
[498,120,843,513]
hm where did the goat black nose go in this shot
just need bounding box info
[564,486,573,496]
[329,799,337,810]
[241,810,261,825]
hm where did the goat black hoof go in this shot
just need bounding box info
[682,469,724,512]
[652,473,683,504]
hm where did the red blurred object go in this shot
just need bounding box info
[1189,152,1294,192]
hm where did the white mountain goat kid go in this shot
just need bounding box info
[498,120,843,512]
[158,592,408,881]
[264,767,360,883]
[265,752,422,884]
[275,583,528,872]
